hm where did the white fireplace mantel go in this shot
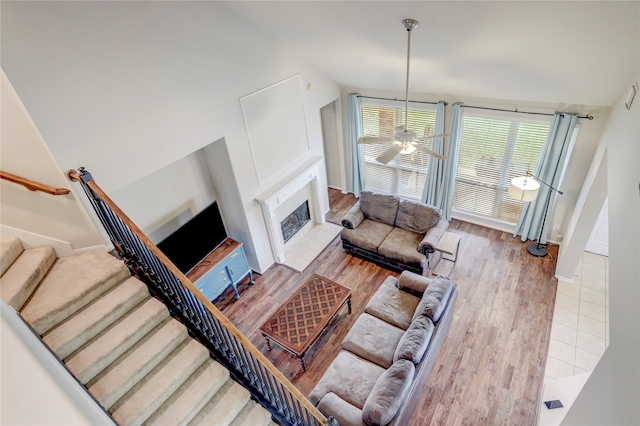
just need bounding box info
[255,155,325,263]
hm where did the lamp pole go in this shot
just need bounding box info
[526,172,563,257]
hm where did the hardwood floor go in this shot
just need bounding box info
[215,189,557,426]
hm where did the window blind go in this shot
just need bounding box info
[452,113,552,222]
[360,101,437,200]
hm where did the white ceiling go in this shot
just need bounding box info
[227,1,639,107]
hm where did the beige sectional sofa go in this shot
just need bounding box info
[341,190,449,275]
[309,271,458,426]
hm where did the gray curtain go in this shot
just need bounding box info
[421,101,446,204]
[348,93,365,197]
[515,112,578,243]
[422,102,464,221]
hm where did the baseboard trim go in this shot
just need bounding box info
[0,225,112,258]
[555,274,574,283]
[1,225,74,257]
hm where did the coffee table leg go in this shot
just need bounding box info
[264,335,271,351]
[347,297,352,315]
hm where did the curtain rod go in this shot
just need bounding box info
[357,95,447,106]
[357,95,594,120]
[462,105,594,120]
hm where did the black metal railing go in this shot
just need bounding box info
[68,167,332,426]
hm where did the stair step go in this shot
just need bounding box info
[0,237,24,276]
[44,277,150,359]
[89,318,188,410]
[21,250,131,334]
[191,381,251,426]
[0,246,55,310]
[145,359,230,426]
[66,297,169,383]
[111,339,210,426]
[230,400,273,426]
[241,404,274,426]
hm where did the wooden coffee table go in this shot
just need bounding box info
[260,274,351,371]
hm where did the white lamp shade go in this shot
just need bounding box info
[509,176,540,201]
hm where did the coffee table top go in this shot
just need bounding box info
[260,274,351,356]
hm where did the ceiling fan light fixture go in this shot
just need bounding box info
[400,143,417,154]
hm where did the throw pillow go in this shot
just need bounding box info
[411,274,453,323]
[359,190,400,227]
[393,315,434,364]
[394,199,441,234]
[362,359,415,426]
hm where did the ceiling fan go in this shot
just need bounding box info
[358,19,449,165]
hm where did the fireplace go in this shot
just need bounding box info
[256,156,325,263]
[281,201,310,243]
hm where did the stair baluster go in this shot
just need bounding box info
[68,167,330,426]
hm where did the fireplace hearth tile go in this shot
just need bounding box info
[282,223,341,272]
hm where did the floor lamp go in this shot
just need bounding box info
[509,172,563,257]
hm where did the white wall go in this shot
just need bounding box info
[109,150,218,244]
[555,136,607,280]
[1,302,114,425]
[0,70,105,254]
[1,2,341,273]
[562,71,640,425]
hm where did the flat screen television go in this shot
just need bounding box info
[157,201,227,274]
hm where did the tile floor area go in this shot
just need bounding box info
[539,251,609,425]
[282,222,342,273]
[544,251,609,383]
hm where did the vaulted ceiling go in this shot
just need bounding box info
[227,1,639,107]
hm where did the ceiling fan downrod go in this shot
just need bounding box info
[402,19,419,134]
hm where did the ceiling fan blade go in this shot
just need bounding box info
[413,144,447,160]
[415,133,449,141]
[375,144,404,164]
[358,136,395,144]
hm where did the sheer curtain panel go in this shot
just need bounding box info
[421,101,446,205]
[348,93,365,197]
[515,112,578,243]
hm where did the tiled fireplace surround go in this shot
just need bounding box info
[256,158,341,272]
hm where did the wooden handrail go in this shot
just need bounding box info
[67,169,328,425]
[1,170,70,195]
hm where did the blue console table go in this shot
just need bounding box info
[187,238,253,301]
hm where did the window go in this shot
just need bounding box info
[360,100,438,200]
[453,111,557,223]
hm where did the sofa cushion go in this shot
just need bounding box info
[318,393,366,426]
[393,315,434,364]
[412,275,454,323]
[378,227,427,270]
[309,350,386,409]
[365,277,421,330]
[362,359,416,426]
[342,313,405,368]
[395,199,442,234]
[359,191,400,227]
[341,219,394,253]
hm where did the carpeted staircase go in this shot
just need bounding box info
[1,237,276,426]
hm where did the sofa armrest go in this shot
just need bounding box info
[397,271,433,296]
[317,392,366,426]
[342,202,365,229]
[418,218,449,254]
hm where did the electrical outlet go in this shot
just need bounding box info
[554,224,560,232]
